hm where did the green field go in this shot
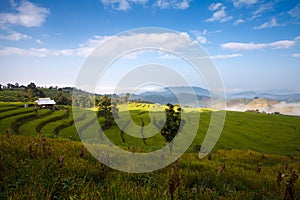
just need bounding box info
[0,102,299,199]
[1,134,299,199]
[0,102,299,155]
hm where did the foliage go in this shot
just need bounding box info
[0,102,300,155]
[1,102,300,199]
[97,95,119,129]
[160,103,185,153]
[0,82,72,104]
[54,92,71,105]
[25,82,45,101]
[0,134,299,199]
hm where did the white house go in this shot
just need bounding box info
[35,98,56,108]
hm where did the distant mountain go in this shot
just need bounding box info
[130,87,300,108]
[228,91,300,103]
[130,86,210,107]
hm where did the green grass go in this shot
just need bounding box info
[0,112,36,134]
[18,109,61,137]
[58,112,87,140]
[0,134,299,199]
[1,102,300,199]
[0,107,34,120]
[40,110,73,138]
[1,102,300,156]
[59,125,80,140]
[0,87,72,102]
[213,111,300,155]
[0,106,19,112]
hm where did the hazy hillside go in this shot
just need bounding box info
[228,91,300,103]
[131,86,210,106]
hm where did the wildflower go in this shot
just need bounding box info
[191,187,197,194]
[207,153,212,160]
[5,129,11,137]
[257,163,262,173]
[276,171,283,186]
[57,156,64,169]
[218,164,226,174]
[80,145,85,159]
[29,145,33,159]
[288,154,295,162]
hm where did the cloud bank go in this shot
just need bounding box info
[0,0,50,28]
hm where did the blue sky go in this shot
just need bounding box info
[0,0,299,94]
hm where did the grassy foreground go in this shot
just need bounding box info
[1,134,299,200]
[1,102,300,199]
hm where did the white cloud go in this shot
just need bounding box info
[199,54,242,60]
[252,3,274,19]
[191,30,208,44]
[0,31,31,41]
[254,18,279,29]
[130,0,148,3]
[211,54,242,59]
[205,3,232,23]
[269,40,295,49]
[35,39,43,44]
[153,0,191,10]
[233,19,245,25]
[291,53,300,58]
[0,32,195,57]
[159,53,179,60]
[153,0,169,9]
[288,4,300,19]
[0,47,53,57]
[222,42,267,50]
[100,0,191,11]
[208,3,223,11]
[195,35,207,44]
[76,35,111,57]
[232,0,259,7]
[0,35,109,57]
[0,1,50,28]
[221,39,296,51]
[174,0,191,9]
[100,0,131,11]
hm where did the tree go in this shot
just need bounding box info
[55,92,70,105]
[7,83,14,89]
[124,93,130,103]
[160,103,185,154]
[27,82,37,90]
[97,95,118,129]
[15,94,21,102]
[26,89,35,101]
[25,82,45,101]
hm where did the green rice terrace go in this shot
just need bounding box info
[0,101,300,199]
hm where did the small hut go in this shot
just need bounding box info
[35,98,56,109]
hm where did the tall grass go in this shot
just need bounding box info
[0,134,299,199]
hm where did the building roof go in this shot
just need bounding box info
[35,98,56,105]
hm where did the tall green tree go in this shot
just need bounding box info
[160,103,185,154]
[55,92,70,105]
[25,82,45,101]
[26,89,35,101]
[97,95,118,129]
[15,93,21,102]
[124,93,130,103]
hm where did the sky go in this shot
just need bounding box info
[0,0,299,94]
